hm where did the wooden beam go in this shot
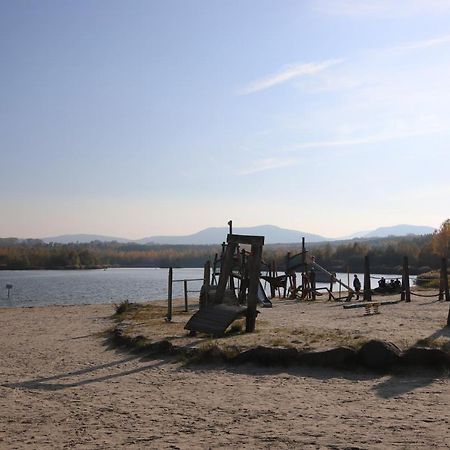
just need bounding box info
[246,244,263,332]
[227,234,264,246]
[214,242,238,304]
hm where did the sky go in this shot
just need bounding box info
[1,0,450,239]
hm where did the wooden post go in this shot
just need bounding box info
[183,279,188,312]
[363,255,372,301]
[441,258,449,302]
[200,260,211,310]
[167,267,173,322]
[310,270,316,301]
[246,244,262,332]
[402,256,411,302]
[228,220,233,235]
[215,242,238,304]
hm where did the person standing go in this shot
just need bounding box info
[353,274,361,301]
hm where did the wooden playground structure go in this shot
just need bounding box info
[165,222,450,335]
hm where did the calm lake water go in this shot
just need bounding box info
[0,268,415,308]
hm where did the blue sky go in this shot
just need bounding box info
[1,0,449,239]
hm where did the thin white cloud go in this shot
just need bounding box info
[293,32,450,97]
[289,126,449,150]
[240,125,449,175]
[313,0,450,17]
[388,34,450,52]
[238,157,298,175]
[238,59,343,95]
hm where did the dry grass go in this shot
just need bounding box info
[109,292,450,359]
[111,301,368,354]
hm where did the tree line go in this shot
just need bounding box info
[0,221,448,274]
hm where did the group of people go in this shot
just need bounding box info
[352,274,402,300]
[378,276,402,291]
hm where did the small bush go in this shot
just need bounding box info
[114,299,134,315]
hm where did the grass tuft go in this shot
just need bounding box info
[114,299,136,317]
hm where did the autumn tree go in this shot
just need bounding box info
[431,219,450,258]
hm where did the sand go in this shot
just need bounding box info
[1,298,450,449]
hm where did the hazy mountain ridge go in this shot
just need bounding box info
[139,225,326,245]
[38,223,436,245]
[362,224,435,238]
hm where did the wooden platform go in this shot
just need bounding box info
[184,304,247,336]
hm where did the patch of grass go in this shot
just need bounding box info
[185,341,241,364]
[415,337,450,352]
[267,326,366,349]
[266,336,292,347]
[113,302,169,322]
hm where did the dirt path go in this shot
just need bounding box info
[1,304,449,449]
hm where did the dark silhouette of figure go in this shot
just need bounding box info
[353,274,361,300]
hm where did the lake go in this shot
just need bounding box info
[0,268,414,308]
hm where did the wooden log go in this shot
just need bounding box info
[363,255,372,301]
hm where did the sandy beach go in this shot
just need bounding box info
[1,299,450,449]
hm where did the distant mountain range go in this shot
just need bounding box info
[39,224,436,245]
[340,224,436,240]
